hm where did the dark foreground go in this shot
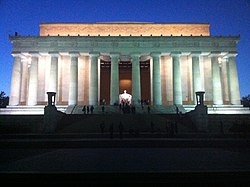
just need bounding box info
[1,112,250,185]
[0,134,250,185]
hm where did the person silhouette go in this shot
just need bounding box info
[175,105,179,115]
[82,105,86,114]
[147,105,151,114]
[87,106,89,114]
[90,105,94,114]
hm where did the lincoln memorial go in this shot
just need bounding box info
[8,22,241,111]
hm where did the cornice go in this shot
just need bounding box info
[10,35,239,55]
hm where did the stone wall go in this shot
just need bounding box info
[40,23,210,36]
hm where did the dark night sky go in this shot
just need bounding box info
[0,0,250,97]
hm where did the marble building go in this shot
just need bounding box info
[8,22,241,108]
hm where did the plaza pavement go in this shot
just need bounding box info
[0,132,250,185]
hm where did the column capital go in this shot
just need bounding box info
[190,51,201,57]
[11,52,23,57]
[170,52,181,57]
[208,51,222,57]
[29,51,40,57]
[131,53,141,62]
[89,51,100,57]
[150,52,161,57]
[69,52,80,57]
[49,51,60,57]
[226,52,238,57]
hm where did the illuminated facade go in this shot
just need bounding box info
[9,22,241,107]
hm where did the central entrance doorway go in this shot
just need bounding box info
[119,61,132,94]
[100,59,151,105]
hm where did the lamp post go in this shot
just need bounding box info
[195,91,205,106]
[47,92,56,107]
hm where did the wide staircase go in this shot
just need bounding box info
[67,104,186,115]
[58,106,196,134]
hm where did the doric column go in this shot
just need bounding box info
[27,53,39,106]
[151,52,162,105]
[227,53,241,105]
[131,53,141,105]
[9,53,22,106]
[211,55,223,105]
[48,52,59,93]
[110,53,119,105]
[172,52,182,105]
[20,58,28,104]
[192,53,202,104]
[89,52,99,105]
[68,52,79,105]
[221,58,230,102]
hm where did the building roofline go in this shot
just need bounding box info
[40,22,210,25]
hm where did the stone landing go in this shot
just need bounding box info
[0,105,67,115]
[0,105,249,115]
[184,105,250,114]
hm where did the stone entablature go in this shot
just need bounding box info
[10,36,239,55]
[40,23,210,37]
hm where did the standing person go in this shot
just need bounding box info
[119,121,124,139]
[87,106,90,114]
[175,105,179,115]
[102,105,105,113]
[82,105,86,114]
[109,123,114,139]
[90,105,94,114]
[147,105,151,114]
[141,100,144,110]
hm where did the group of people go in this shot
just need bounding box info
[82,105,94,114]
[98,119,178,139]
[119,103,136,114]
[100,121,124,139]
[118,101,151,114]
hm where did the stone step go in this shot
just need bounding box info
[183,105,250,114]
[1,104,249,115]
[0,105,67,115]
